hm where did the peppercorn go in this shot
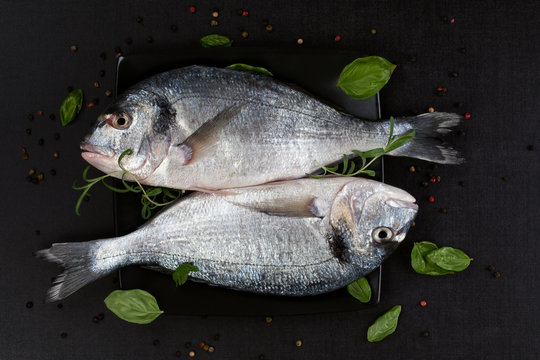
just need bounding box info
[408,55,417,62]
[493,272,501,278]
[83,195,90,202]
[53,152,59,158]
[501,176,508,181]
[241,31,249,38]
[60,332,67,339]
[93,81,100,88]
[29,168,36,176]
[189,6,196,13]
[526,145,534,151]
[430,176,436,183]
[38,138,44,145]
[428,107,435,112]
[441,16,448,22]
[27,114,34,120]
[184,342,192,348]
[212,11,219,18]
[370,28,377,34]
[199,342,205,348]
[265,24,273,32]
[334,35,341,42]
[87,101,95,108]
[203,344,209,351]
[92,316,99,323]
[428,196,435,203]
[464,112,471,119]
[449,71,459,78]
[23,154,29,160]
[170,24,178,32]
[36,110,43,116]
[437,176,441,182]
[458,130,466,136]
[57,303,63,309]
[458,47,466,54]
[49,114,55,120]
[146,36,154,43]
[153,339,160,346]
[70,45,78,52]
[213,333,220,341]
[236,9,243,15]
[439,208,447,214]
[421,181,428,187]
[450,18,455,23]
[421,331,430,337]
[242,10,249,17]
[295,340,302,347]
[175,350,182,357]
[189,351,195,357]
[297,38,304,45]
[458,180,467,187]
[34,230,40,235]
[265,316,273,323]
[211,19,219,26]
[50,169,56,176]
[26,128,31,135]
[262,19,269,25]
[136,16,143,23]
[54,133,60,140]
[487,265,495,272]
[105,89,112,97]
[99,70,105,77]
[100,52,106,60]
[455,102,463,108]
[420,300,427,307]
[208,346,214,353]
[37,173,44,181]
[409,165,416,173]
[26,301,33,308]
[97,313,104,320]
[411,221,416,227]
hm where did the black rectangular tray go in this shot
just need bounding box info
[115,48,384,316]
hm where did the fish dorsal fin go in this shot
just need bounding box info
[175,103,247,163]
[223,192,330,218]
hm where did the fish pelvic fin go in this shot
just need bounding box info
[35,241,108,302]
[390,112,464,164]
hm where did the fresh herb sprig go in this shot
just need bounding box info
[73,149,183,219]
[309,117,415,178]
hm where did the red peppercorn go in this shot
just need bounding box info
[334,35,341,42]
[242,10,249,17]
[420,300,427,307]
[450,18,455,23]
[464,112,471,119]
[430,176,437,183]
[189,6,196,13]
[428,196,435,203]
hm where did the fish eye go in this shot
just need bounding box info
[372,227,394,243]
[110,114,131,130]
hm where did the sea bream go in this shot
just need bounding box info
[36,177,418,301]
[81,65,462,191]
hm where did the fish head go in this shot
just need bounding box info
[329,180,418,267]
[80,89,175,180]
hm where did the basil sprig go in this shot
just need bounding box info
[226,63,273,76]
[337,56,396,100]
[60,89,83,126]
[347,277,371,303]
[200,34,232,48]
[104,289,164,324]
[411,241,472,275]
[367,305,402,342]
[172,263,199,286]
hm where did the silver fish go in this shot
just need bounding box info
[81,65,462,191]
[36,177,418,302]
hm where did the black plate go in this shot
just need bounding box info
[115,48,384,316]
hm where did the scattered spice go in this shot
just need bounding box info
[419,300,427,307]
[100,52,106,60]
[54,133,60,140]
[97,313,104,320]
[265,24,273,32]
[146,36,154,43]
[455,102,463,108]
[153,339,160,346]
[242,10,249,17]
[409,165,416,173]
[259,355,265,360]
[370,28,377,34]
[29,169,36,176]
[136,16,143,24]
[27,114,34,120]
[421,181,428,187]
[421,331,430,337]
[189,351,195,357]
[105,89,112,97]
[458,47,466,54]
[189,5,196,13]
[464,112,471,119]
[26,301,33,309]
[430,176,437,183]
[334,35,341,42]
[199,342,205,348]
[92,316,99,323]
[435,86,447,96]
[526,145,534,151]
[411,221,416,227]
[297,38,304,45]
[450,18,455,24]
[86,101,96,108]
[501,176,508,181]
[210,19,219,26]
[449,71,459,78]
[37,173,44,181]
[437,175,441,182]
[49,113,55,120]
[70,45,78,52]
[175,350,182,358]
[458,130,466,136]
[493,271,501,278]
[441,16,448,22]
[428,196,435,203]
[408,55,417,62]
[99,70,105,77]
[57,303,63,309]
[208,346,215,353]
[26,128,31,135]
[67,86,74,92]
[23,154,29,160]
[487,265,495,272]
[34,230,40,235]
[60,332,68,339]
[170,24,178,32]
[115,52,122,59]
[431,164,438,170]
[458,180,467,187]
[428,107,435,112]
[212,11,219,18]
[36,110,43,116]
[439,208,447,214]
[295,340,303,347]
[265,316,273,323]
[124,37,133,45]
[93,81,100,88]
[203,344,209,351]
[53,152,59,158]
[241,31,249,38]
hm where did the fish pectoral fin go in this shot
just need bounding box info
[228,195,329,218]
[176,103,247,162]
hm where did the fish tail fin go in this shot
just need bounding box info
[391,112,464,164]
[35,240,112,302]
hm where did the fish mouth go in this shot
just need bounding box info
[80,142,115,159]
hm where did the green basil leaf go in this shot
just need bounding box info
[104,289,163,324]
[337,56,396,100]
[385,130,415,153]
[172,263,199,287]
[60,89,83,126]
[425,247,473,272]
[358,148,386,159]
[411,242,454,275]
[200,34,232,48]
[226,63,273,76]
[347,277,371,303]
[367,305,401,342]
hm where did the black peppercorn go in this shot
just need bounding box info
[136,16,143,23]
[27,114,34,120]
[124,37,133,45]
[26,175,33,182]
[97,313,104,320]
[26,301,33,308]
[92,316,99,323]
[49,169,56,176]
[408,55,416,62]
[175,350,182,357]
[26,128,31,135]
[213,333,220,341]
[487,265,495,272]
[458,47,466,54]
[38,138,44,146]
[527,145,534,151]
[54,133,60,140]
[458,181,467,187]
[170,24,178,32]
[259,355,265,360]
[49,114,55,120]
[153,339,160,346]
[146,36,153,43]
[57,303,63,309]
[67,86,74,93]
[100,52,106,60]
[184,342,191,348]
[421,331,430,337]
[99,70,105,77]
[439,208,447,214]
[60,332,67,339]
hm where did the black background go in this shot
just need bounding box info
[1,1,538,359]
